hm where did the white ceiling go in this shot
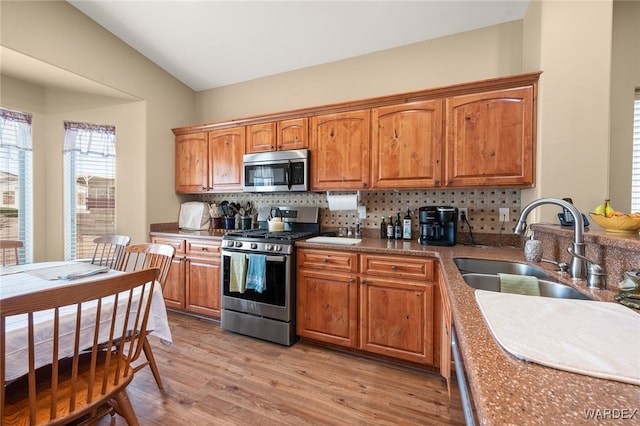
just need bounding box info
[67,0,530,92]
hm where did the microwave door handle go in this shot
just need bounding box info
[286,160,292,190]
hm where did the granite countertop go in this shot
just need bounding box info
[295,237,640,425]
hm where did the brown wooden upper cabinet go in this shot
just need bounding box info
[208,127,245,192]
[310,110,371,191]
[174,127,245,193]
[246,118,308,153]
[371,100,443,189]
[175,132,209,193]
[444,86,534,187]
[174,72,540,192]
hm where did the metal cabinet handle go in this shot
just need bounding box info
[391,265,398,271]
[361,279,367,285]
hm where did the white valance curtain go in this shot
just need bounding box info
[0,108,32,151]
[63,121,115,158]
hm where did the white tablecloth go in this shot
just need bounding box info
[1,261,172,381]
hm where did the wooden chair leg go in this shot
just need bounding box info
[113,390,140,426]
[142,335,164,390]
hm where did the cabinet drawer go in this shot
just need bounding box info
[186,239,221,258]
[151,237,186,255]
[360,254,434,281]
[297,249,358,273]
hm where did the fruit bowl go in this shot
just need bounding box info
[589,213,640,234]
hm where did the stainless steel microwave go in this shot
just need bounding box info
[243,149,309,192]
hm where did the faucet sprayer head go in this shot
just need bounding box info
[513,219,527,235]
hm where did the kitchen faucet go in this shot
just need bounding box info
[514,198,586,280]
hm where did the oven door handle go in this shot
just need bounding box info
[222,251,287,263]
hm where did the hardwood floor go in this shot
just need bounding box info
[99,311,465,425]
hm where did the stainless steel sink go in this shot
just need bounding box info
[454,258,553,279]
[462,273,593,300]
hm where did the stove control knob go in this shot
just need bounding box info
[226,241,234,247]
[265,244,273,251]
[274,245,282,252]
[235,241,243,248]
[250,243,258,249]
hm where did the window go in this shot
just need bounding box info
[63,121,116,260]
[0,108,33,264]
[632,91,640,212]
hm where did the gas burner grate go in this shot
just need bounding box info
[223,229,317,242]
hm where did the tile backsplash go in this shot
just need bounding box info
[194,189,521,234]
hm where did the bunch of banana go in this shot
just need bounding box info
[592,199,628,218]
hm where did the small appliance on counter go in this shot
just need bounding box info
[178,201,211,230]
[418,206,458,246]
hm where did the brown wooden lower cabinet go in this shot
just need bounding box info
[151,236,221,319]
[297,248,440,368]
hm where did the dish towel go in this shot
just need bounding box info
[245,254,267,293]
[230,252,247,293]
[498,273,540,296]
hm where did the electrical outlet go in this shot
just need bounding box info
[499,208,510,222]
[459,208,468,219]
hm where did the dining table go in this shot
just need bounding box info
[1,261,172,382]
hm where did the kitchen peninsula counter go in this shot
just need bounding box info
[296,234,640,425]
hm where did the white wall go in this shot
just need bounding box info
[195,21,523,122]
[521,0,613,222]
[1,1,196,260]
[610,1,640,211]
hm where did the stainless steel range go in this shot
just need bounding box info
[220,206,319,346]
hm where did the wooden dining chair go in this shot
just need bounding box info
[0,239,23,266]
[90,234,131,268]
[1,268,160,426]
[115,243,175,390]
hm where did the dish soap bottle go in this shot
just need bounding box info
[403,208,412,240]
[380,217,387,239]
[394,213,402,240]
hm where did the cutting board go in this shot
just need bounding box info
[305,236,362,245]
[475,290,640,385]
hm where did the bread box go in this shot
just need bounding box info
[179,202,211,230]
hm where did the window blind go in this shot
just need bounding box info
[63,121,116,260]
[0,108,33,264]
[631,91,640,212]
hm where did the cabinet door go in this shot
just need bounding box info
[163,257,186,309]
[246,122,276,153]
[186,258,221,318]
[185,239,221,318]
[175,132,209,193]
[444,86,534,187]
[208,127,245,192]
[297,269,358,348]
[360,276,434,365]
[371,100,443,189]
[151,237,186,310]
[310,110,370,190]
[277,117,308,151]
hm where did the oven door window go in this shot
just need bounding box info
[222,253,288,306]
[244,163,289,188]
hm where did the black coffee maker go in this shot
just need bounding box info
[418,206,458,246]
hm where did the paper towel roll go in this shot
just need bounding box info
[327,193,358,211]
